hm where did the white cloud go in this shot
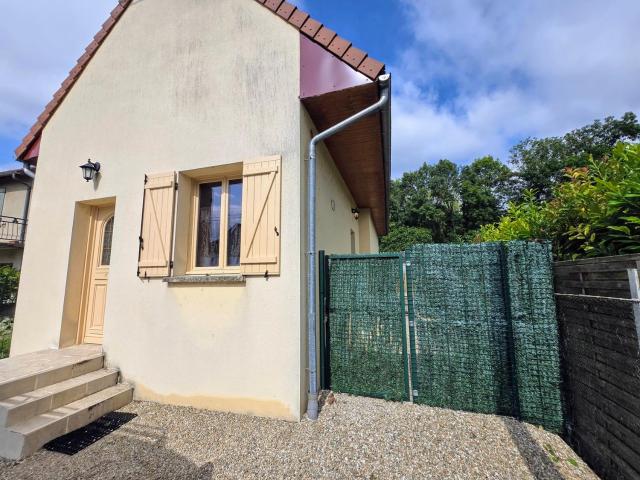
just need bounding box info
[0,1,115,138]
[1,0,638,177]
[392,0,640,176]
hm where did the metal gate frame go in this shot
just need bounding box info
[319,243,563,434]
[319,252,410,401]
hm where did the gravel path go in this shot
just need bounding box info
[0,394,597,479]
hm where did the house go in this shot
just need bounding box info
[0,168,33,271]
[7,0,390,438]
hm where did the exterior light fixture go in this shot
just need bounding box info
[80,159,101,182]
[352,208,360,220]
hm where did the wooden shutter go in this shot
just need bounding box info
[138,172,177,278]
[241,156,282,276]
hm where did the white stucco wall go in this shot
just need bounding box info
[358,209,380,254]
[301,110,363,256]
[12,0,304,420]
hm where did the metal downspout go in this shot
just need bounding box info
[306,74,391,420]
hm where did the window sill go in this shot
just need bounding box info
[163,274,246,285]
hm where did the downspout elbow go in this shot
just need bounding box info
[21,164,35,179]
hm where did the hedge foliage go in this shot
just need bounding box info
[477,143,640,259]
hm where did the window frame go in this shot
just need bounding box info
[187,175,243,275]
[0,187,6,217]
[100,215,115,267]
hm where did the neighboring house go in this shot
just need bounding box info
[0,169,33,270]
[9,0,390,422]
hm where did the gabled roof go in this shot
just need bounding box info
[15,0,386,162]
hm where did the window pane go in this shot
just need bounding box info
[227,179,243,266]
[101,217,114,266]
[197,182,222,267]
[0,188,5,216]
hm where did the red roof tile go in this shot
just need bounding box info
[300,17,322,38]
[255,0,385,79]
[342,46,367,69]
[314,27,336,48]
[264,0,283,12]
[16,0,386,161]
[276,2,296,20]
[288,9,309,28]
[328,36,352,57]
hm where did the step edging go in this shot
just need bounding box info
[0,355,105,402]
[2,384,133,460]
[0,368,119,428]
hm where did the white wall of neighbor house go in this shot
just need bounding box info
[11,0,304,421]
[0,182,29,220]
[0,249,23,270]
[0,179,31,269]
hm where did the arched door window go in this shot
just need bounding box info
[101,216,114,266]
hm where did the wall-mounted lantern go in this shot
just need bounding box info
[352,208,360,220]
[79,159,101,182]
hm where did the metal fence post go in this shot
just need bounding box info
[318,251,328,390]
[399,254,411,402]
[626,268,640,351]
[404,256,419,401]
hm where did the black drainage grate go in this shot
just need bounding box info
[44,412,137,455]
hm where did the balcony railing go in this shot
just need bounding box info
[0,216,27,244]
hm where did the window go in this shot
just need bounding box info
[138,157,281,279]
[190,177,243,273]
[101,216,114,266]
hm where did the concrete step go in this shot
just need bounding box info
[0,345,104,401]
[0,368,119,428]
[0,383,133,460]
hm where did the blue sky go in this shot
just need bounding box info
[1,0,639,176]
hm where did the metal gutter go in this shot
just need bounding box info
[21,164,35,180]
[306,73,391,420]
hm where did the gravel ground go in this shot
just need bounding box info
[0,393,598,480]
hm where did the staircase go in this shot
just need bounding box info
[0,345,133,460]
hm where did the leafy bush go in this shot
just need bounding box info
[0,316,11,359]
[0,266,20,305]
[477,143,640,259]
[380,224,433,252]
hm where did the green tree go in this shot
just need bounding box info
[460,156,514,232]
[388,159,462,244]
[379,224,433,252]
[0,266,19,305]
[510,113,640,200]
[478,143,640,259]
